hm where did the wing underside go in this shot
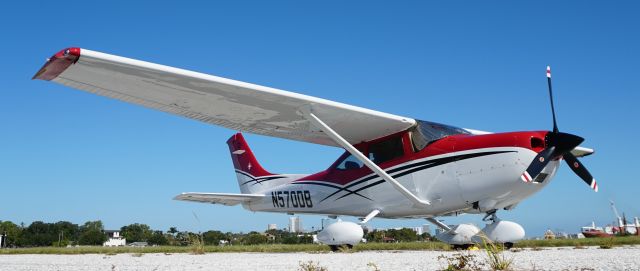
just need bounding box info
[33,48,415,146]
[174,192,264,206]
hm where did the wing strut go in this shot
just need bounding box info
[360,209,381,224]
[426,217,451,231]
[301,108,431,208]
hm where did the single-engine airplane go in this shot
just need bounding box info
[34,48,596,250]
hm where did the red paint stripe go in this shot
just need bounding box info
[32,48,81,81]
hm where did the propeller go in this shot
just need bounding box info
[520,66,598,192]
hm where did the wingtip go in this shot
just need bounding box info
[33,47,81,81]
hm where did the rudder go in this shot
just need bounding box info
[227,133,280,194]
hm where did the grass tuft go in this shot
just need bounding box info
[367,262,381,271]
[482,241,513,271]
[298,260,328,271]
[189,233,205,255]
[437,253,483,271]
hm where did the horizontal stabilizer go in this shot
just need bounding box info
[173,192,264,206]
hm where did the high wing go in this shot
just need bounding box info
[174,192,264,206]
[33,48,415,146]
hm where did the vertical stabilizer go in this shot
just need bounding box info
[227,133,286,194]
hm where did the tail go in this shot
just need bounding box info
[227,133,288,194]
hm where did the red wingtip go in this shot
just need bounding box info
[32,47,81,80]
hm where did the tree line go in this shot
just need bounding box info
[0,220,431,248]
[0,220,317,248]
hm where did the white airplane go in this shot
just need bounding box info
[34,48,596,250]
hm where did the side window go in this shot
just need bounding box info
[336,154,364,170]
[369,137,404,165]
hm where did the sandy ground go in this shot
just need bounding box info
[0,246,639,271]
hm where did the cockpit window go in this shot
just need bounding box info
[411,120,470,152]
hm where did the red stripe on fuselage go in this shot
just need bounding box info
[296,131,548,186]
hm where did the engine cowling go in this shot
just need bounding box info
[316,220,363,246]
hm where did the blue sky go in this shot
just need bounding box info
[1,1,638,237]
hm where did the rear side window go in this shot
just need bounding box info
[369,137,404,165]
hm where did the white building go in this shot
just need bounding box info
[411,227,423,235]
[267,224,278,231]
[289,217,302,233]
[103,230,126,247]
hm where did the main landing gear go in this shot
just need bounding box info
[428,211,525,250]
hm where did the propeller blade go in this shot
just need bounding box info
[547,66,559,133]
[564,153,598,192]
[520,146,555,183]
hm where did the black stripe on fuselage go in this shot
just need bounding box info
[309,150,516,202]
[236,170,287,186]
[293,181,373,201]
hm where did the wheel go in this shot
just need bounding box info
[329,245,339,252]
[346,244,353,249]
[504,242,514,249]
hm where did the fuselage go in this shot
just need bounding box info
[241,127,559,218]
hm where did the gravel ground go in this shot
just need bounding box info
[0,246,639,271]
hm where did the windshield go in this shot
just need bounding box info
[411,120,470,151]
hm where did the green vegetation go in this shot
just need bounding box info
[515,236,640,248]
[365,227,428,242]
[2,218,639,255]
[0,236,637,255]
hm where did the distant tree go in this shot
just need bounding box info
[298,234,314,244]
[0,221,23,247]
[78,220,107,245]
[281,235,299,244]
[53,221,79,246]
[202,230,226,245]
[174,231,192,246]
[242,232,267,245]
[386,228,418,242]
[120,223,152,243]
[22,221,57,246]
[168,227,178,236]
[148,230,168,246]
